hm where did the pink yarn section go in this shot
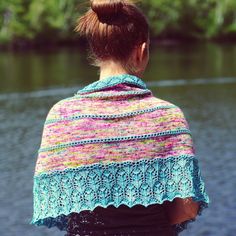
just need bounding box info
[35,84,194,176]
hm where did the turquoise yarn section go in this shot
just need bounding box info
[30,155,209,232]
[76,74,147,94]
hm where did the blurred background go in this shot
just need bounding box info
[0,1,235,236]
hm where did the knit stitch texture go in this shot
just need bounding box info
[30,74,209,233]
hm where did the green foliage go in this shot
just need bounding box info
[141,0,236,39]
[0,0,236,46]
[0,0,82,44]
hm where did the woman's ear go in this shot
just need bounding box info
[138,42,148,62]
[127,41,149,76]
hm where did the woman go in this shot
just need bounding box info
[30,0,209,235]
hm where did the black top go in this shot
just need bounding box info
[65,203,177,236]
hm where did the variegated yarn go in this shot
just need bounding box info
[30,74,209,232]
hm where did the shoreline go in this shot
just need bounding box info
[0,35,236,52]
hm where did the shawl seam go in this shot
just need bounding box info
[38,128,191,153]
[34,154,196,178]
[74,89,151,98]
[44,104,177,124]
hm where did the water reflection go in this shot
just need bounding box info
[0,42,236,93]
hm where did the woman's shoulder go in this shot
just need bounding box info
[150,95,185,113]
[44,95,80,121]
[149,95,190,125]
[44,94,188,123]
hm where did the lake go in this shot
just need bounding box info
[0,42,235,236]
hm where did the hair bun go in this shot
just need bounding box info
[90,0,124,22]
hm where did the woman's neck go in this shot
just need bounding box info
[98,60,141,80]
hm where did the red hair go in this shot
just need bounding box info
[75,0,149,67]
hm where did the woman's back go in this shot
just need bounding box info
[30,0,209,235]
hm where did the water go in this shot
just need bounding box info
[0,42,236,236]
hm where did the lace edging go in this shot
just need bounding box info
[30,197,209,232]
[30,155,209,232]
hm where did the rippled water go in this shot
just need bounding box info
[0,42,236,236]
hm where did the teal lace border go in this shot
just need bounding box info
[30,155,209,232]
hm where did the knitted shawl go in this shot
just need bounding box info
[30,74,209,232]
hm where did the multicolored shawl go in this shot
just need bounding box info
[30,73,209,232]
